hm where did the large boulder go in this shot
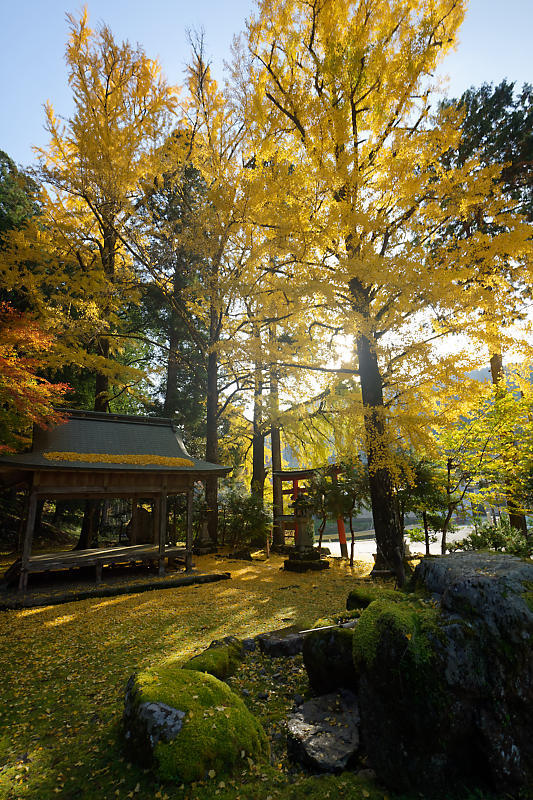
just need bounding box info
[257,626,305,657]
[287,689,360,772]
[354,552,533,798]
[123,664,268,783]
[302,626,357,693]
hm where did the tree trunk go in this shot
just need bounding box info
[52,500,68,527]
[508,497,528,536]
[423,510,430,556]
[251,360,266,497]
[441,507,455,554]
[270,353,284,548]
[34,498,45,536]
[205,303,219,544]
[490,352,504,385]
[94,226,115,411]
[164,314,180,416]
[94,338,110,412]
[349,516,355,567]
[356,330,405,585]
[79,224,115,544]
[76,500,102,550]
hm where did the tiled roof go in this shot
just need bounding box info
[0,409,230,475]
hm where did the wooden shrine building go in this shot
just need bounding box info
[0,410,231,590]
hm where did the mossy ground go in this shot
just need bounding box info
[0,551,380,800]
[0,552,514,799]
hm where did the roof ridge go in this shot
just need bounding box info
[55,409,174,427]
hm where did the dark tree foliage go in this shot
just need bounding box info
[0,151,41,313]
[136,158,209,458]
[441,82,533,533]
[0,151,40,241]
[443,80,533,220]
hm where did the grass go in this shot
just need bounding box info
[0,551,386,800]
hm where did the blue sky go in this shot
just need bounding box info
[0,0,531,168]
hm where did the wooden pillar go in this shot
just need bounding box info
[158,489,167,577]
[186,488,194,572]
[19,490,37,592]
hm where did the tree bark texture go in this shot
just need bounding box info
[490,352,504,385]
[80,225,114,546]
[163,315,180,416]
[76,499,103,550]
[251,362,266,497]
[269,339,284,547]
[271,422,284,547]
[94,224,116,412]
[205,303,219,544]
[356,330,405,585]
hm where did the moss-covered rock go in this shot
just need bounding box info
[123,663,269,783]
[354,553,533,798]
[352,596,440,670]
[346,582,403,611]
[303,626,357,693]
[353,596,487,797]
[181,636,244,680]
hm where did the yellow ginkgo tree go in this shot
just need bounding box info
[238,0,533,583]
[3,10,178,412]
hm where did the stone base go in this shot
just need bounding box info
[287,689,360,772]
[270,544,293,555]
[193,544,218,555]
[284,558,329,573]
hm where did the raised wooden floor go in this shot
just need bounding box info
[6,544,187,589]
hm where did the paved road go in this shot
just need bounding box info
[320,525,473,560]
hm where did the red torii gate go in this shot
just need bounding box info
[272,466,349,558]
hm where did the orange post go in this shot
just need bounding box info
[332,466,349,559]
[337,517,348,559]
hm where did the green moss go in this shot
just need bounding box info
[346,582,404,611]
[342,608,362,620]
[133,664,269,783]
[311,609,361,628]
[353,597,441,670]
[181,638,243,680]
